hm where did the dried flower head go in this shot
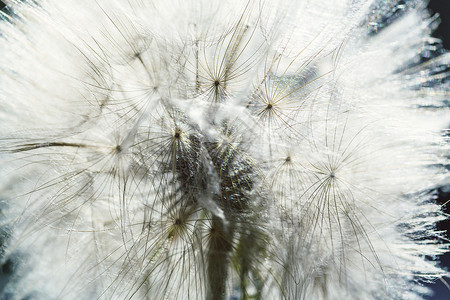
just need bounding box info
[0,0,449,299]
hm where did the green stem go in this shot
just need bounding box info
[207,216,234,300]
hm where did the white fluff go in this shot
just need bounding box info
[0,0,448,299]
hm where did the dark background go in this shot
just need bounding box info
[0,0,449,299]
[428,0,450,50]
[425,2,450,299]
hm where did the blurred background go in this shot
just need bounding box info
[0,0,448,299]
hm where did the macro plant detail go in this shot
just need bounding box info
[0,0,449,299]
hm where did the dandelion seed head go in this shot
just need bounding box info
[0,0,449,299]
